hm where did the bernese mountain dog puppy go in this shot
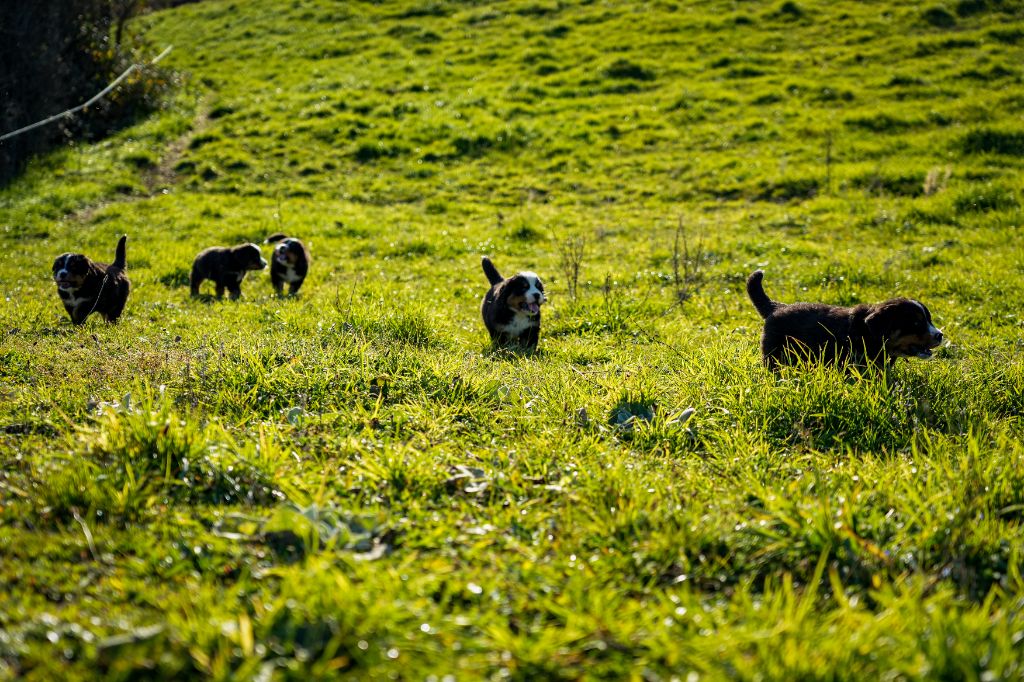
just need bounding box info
[52,235,130,325]
[265,233,310,296]
[747,269,943,370]
[189,243,267,299]
[481,256,546,350]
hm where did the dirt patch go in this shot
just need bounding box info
[142,103,211,194]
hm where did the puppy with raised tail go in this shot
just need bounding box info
[747,269,943,370]
[190,243,267,299]
[265,233,310,296]
[52,235,130,325]
[481,256,546,350]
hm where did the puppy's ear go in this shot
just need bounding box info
[864,301,904,338]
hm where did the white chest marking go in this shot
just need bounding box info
[63,293,90,308]
[282,266,302,283]
[500,311,536,336]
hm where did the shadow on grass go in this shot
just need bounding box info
[481,343,545,361]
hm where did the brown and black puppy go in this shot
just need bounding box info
[481,256,546,350]
[265,233,310,295]
[52,235,130,325]
[190,243,267,299]
[747,269,943,370]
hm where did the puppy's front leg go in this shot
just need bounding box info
[70,308,89,325]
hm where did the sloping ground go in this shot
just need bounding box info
[1,0,1023,678]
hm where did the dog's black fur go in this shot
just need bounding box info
[265,233,310,295]
[190,243,267,299]
[747,270,943,370]
[481,256,546,350]
[52,235,130,325]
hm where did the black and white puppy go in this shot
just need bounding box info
[265,233,310,296]
[481,256,546,350]
[189,243,267,299]
[52,235,130,325]
[747,269,943,370]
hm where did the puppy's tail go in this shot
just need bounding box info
[112,235,127,270]
[481,256,503,286]
[265,233,288,243]
[746,269,778,319]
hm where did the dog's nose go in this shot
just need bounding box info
[933,330,943,342]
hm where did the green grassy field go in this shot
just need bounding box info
[2,0,1024,678]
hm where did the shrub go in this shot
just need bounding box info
[844,113,919,133]
[0,0,175,185]
[853,172,924,197]
[354,141,406,162]
[953,184,1019,213]
[959,128,1024,156]
[602,59,656,81]
[921,6,957,28]
[755,177,819,202]
[768,1,805,20]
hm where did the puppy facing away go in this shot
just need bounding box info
[52,235,130,325]
[747,270,943,370]
[190,243,267,299]
[481,256,546,350]
[265,233,310,296]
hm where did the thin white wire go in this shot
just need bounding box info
[0,45,173,143]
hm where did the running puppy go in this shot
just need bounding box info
[481,256,546,350]
[52,235,130,325]
[747,269,943,370]
[265,233,310,295]
[190,243,267,299]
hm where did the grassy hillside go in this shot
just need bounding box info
[2,0,1024,678]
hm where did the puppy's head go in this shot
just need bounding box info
[231,243,268,271]
[52,253,91,291]
[273,238,304,267]
[504,272,546,316]
[865,298,943,359]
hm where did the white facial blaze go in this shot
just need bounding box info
[522,272,545,304]
[54,256,72,286]
[914,300,941,336]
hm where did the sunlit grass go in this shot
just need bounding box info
[2,0,1024,678]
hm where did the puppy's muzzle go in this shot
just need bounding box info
[916,328,944,359]
[521,293,545,316]
[54,271,74,289]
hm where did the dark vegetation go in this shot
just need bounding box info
[0,0,175,185]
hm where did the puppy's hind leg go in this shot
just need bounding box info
[104,282,129,323]
[102,305,124,324]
